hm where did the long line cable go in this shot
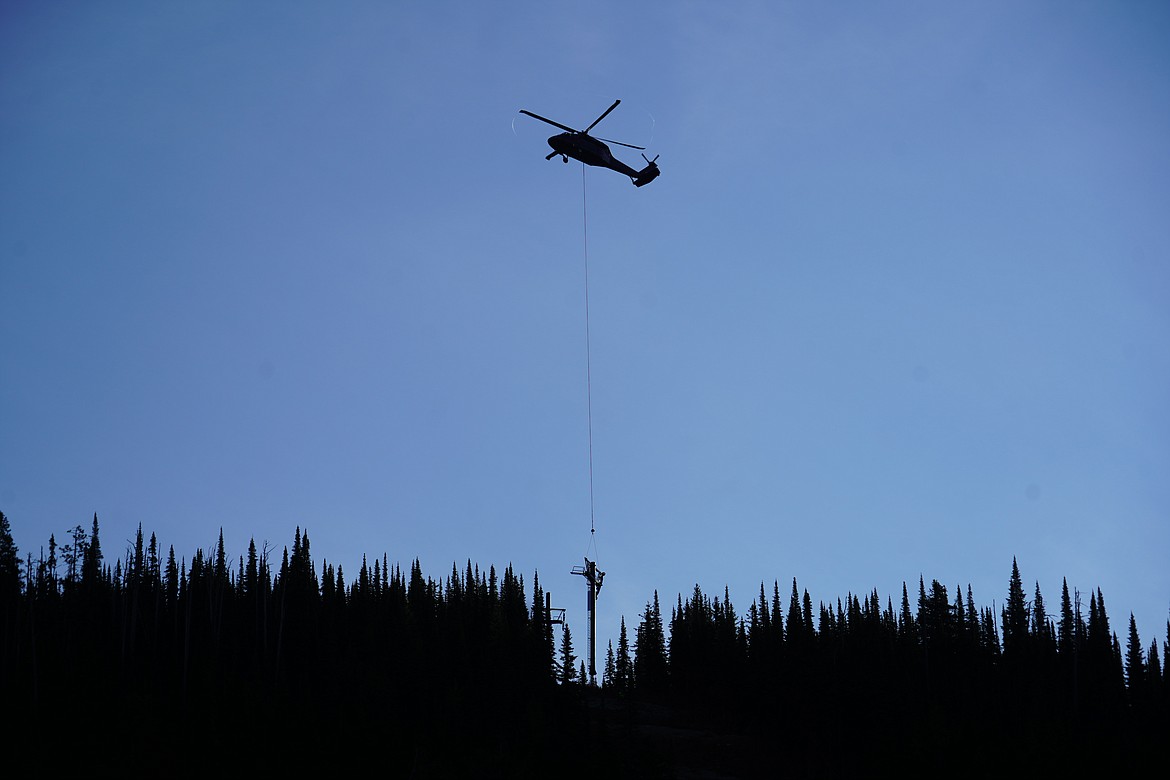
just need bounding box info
[581,163,597,549]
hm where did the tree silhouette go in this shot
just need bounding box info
[3,511,1166,774]
[634,590,668,694]
[559,620,578,684]
[615,615,633,693]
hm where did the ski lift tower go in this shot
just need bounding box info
[570,557,605,685]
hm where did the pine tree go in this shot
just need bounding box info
[62,524,86,587]
[164,546,179,608]
[634,591,668,693]
[771,580,785,644]
[129,523,144,590]
[43,533,60,600]
[1032,582,1050,644]
[964,585,980,646]
[1002,557,1029,657]
[1058,578,1076,655]
[559,621,578,685]
[1148,639,1162,699]
[615,616,633,692]
[214,528,227,585]
[531,571,555,682]
[80,513,103,589]
[1125,613,1145,701]
[0,512,20,605]
[919,579,952,648]
[801,589,815,643]
[1163,619,1170,711]
[244,539,259,597]
[604,641,616,688]
[899,581,917,644]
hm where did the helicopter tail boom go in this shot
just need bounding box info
[632,154,660,187]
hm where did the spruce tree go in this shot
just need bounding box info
[899,581,916,644]
[801,589,815,643]
[245,539,259,597]
[1125,613,1145,700]
[63,524,86,587]
[80,514,103,589]
[919,580,951,648]
[1147,640,1162,698]
[559,621,578,684]
[615,616,633,692]
[44,534,60,600]
[1058,578,1076,655]
[634,591,669,693]
[771,580,785,644]
[0,512,20,604]
[531,571,554,681]
[1032,582,1050,645]
[785,579,802,643]
[1002,557,1029,657]
[964,585,980,646]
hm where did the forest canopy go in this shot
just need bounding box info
[1,511,1165,776]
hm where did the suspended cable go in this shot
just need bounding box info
[581,163,596,543]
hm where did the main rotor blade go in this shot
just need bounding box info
[583,99,621,134]
[518,109,578,134]
[596,136,645,151]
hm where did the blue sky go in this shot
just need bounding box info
[3,1,1168,657]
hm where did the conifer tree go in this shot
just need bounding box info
[80,513,103,589]
[1148,639,1162,698]
[0,512,20,605]
[1125,613,1145,697]
[43,533,60,600]
[1002,557,1029,657]
[244,539,258,597]
[604,641,616,688]
[559,621,578,684]
[919,579,952,648]
[801,589,815,643]
[129,523,144,590]
[771,580,785,644]
[758,583,771,637]
[634,591,668,693]
[1058,578,1076,655]
[531,571,555,681]
[964,585,980,645]
[164,546,179,608]
[615,616,633,692]
[899,581,916,644]
[62,524,86,587]
[214,528,227,585]
[1032,582,1050,643]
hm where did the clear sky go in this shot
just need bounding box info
[3,1,1168,659]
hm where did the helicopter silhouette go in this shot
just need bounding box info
[519,99,660,187]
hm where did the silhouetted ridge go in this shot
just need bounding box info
[1,512,1165,776]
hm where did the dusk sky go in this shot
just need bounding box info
[3,1,1168,658]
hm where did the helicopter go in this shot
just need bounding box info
[519,99,660,187]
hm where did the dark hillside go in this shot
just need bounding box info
[1,513,1164,776]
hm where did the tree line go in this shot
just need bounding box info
[610,562,1167,774]
[0,512,575,773]
[1,510,1165,775]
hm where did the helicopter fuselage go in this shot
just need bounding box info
[548,133,640,178]
[520,100,659,186]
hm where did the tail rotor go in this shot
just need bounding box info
[634,153,661,187]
